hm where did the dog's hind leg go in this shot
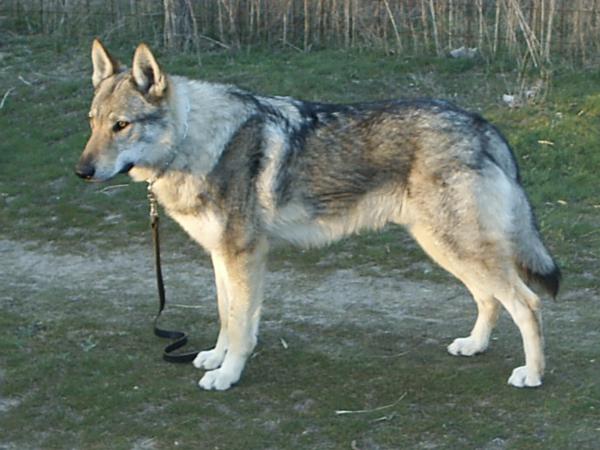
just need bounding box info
[408,224,501,356]
[198,238,268,391]
[447,290,501,357]
[408,222,544,388]
[450,273,544,387]
[493,279,544,387]
[193,254,230,371]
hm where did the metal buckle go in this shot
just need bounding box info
[147,182,159,220]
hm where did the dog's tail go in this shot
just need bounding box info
[513,196,561,298]
[481,125,560,298]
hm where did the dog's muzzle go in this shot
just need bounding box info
[75,162,95,180]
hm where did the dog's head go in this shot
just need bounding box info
[75,40,175,182]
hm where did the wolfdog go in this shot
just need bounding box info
[76,40,560,391]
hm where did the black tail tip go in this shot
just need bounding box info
[530,265,561,299]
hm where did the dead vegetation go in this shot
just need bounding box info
[4,0,600,66]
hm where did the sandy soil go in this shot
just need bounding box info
[0,237,471,346]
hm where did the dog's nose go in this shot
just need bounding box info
[75,163,95,180]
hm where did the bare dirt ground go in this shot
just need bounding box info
[2,236,600,449]
[0,237,468,336]
[2,236,594,370]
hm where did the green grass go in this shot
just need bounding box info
[1,34,600,449]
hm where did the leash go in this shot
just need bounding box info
[148,184,199,363]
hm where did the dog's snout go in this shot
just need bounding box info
[75,162,95,180]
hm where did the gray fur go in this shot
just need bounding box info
[76,41,560,391]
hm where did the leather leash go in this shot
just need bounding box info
[148,184,199,363]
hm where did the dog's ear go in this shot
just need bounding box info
[91,39,120,88]
[131,43,167,98]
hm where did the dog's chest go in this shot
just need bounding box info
[168,210,223,251]
[153,175,224,251]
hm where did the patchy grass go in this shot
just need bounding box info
[1,34,599,449]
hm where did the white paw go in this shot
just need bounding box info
[447,336,486,356]
[198,367,240,391]
[507,366,542,388]
[193,349,226,370]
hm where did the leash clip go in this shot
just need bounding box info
[147,182,159,220]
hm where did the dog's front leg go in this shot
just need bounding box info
[198,238,267,391]
[193,254,230,371]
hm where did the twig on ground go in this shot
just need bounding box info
[138,438,156,448]
[579,229,600,239]
[169,303,203,309]
[18,75,32,86]
[375,350,410,359]
[0,87,15,109]
[371,412,397,423]
[99,184,129,193]
[335,392,407,416]
[280,337,289,349]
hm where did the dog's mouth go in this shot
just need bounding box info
[75,162,135,183]
[118,162,135,174]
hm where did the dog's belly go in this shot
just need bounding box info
[268,219,346,247]
[265,191,407,248]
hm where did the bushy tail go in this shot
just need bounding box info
[514,200,561,298]
[520,256,561,299]
[483,125,561,298]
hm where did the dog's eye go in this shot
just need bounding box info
[113,121,130,132]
